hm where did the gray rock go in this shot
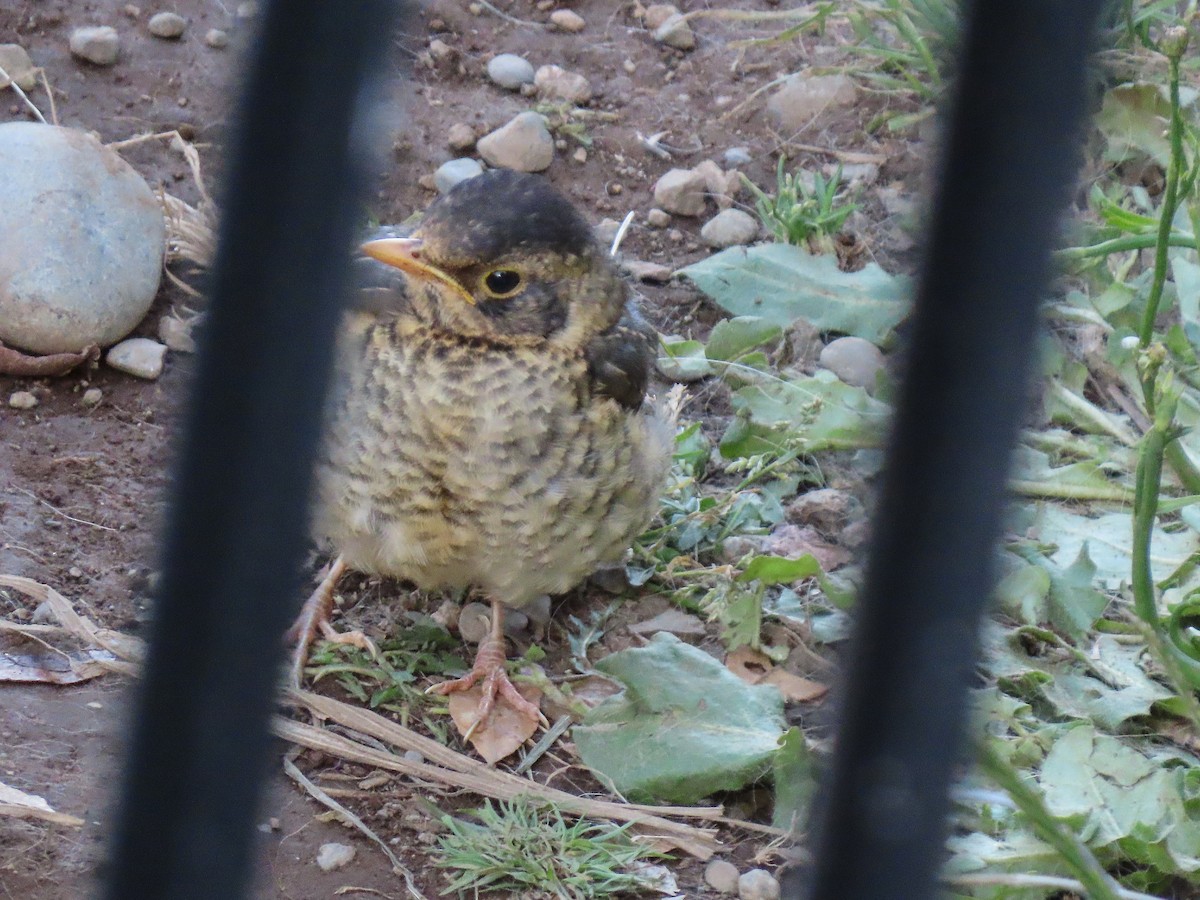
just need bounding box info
[157,315,196,353]
[594,217,622,246]
[721,535,767,563]
[589,564,630,594]
[503,607,529,636]
[487,53,535,90]
[785,317,824,370]
[434,157,484,193]
[701,208,758,248]
[766,74,858,133]
[525,594,552,625]
[653,167,707,217]
[446,122,476,151]
[724,146,753,167]
[819,336,884,391]
[69,26,120,66]
[32,600,57,624]
[646,208,671,228]
[81,387,103,407]
[643,3,679,30]
[705,859,740,894]
[837,161,879,187]
[621,259,673,283]
[0,44,38,91]
[203,28,229,49]
[476,111,554,172]
[458,602,491,644]
[106,337,167,379]
[534,64,592,104]
[148,11,185,38]
[653,13,695,50]
[788,488,854,534]
[236,1,259,18]
[403,749,424,764]
[315,842,355,872]
[738,869,780,900]
[549,9,586,31]
[0,124,164,354]
[8,391,37,410]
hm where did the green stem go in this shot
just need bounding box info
[1131,413,1169,625]
[1057,231,1197,261]
[1138,51,1185,346]
[1008,480,1135,503]
[976,741,1122,900]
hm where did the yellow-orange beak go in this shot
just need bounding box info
[359,237,475,305]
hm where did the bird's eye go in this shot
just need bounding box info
[482,269,523,298]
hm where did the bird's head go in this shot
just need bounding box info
[360,170,625,346]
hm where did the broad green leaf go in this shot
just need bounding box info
[575,633,785,803]
[739,554,822,585]
[705,316,783,362]
[993,561,1052,627]
[772,728,816,831]
[1095,82,1176,167]
[723,370,890,458]
[1173,256,1200,348]
[678,243,911,344]
[656,339,712,381]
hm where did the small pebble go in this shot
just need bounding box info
[704,859,740,894]
[8,391,37,410]
[594,218,622,246]
[653,167,707,217]
[724,146,753,167]
[653,13,696,50]
[236,1,259,18]
[667,228,684,243]
[572,147,587,163]
[525,594,552,626]
[446,122,475,151]
[738,868,780,900]
[434,157,484,194]
[549,9,585,31]
[123,4,141,17]
[81,387,104,407]
[767,74,858,133]
[157,315,196,353]
[643,3,679,30]
[486,53,535,90]
[32,601,57,625]
[701,208,759,248]
[147,11,185,38]
[622,58,636,74]
[646,208,671,228]
[503,608,529,636]
[534,64,592,104]
[621,259,673,283]
[458,602,491,644]
[69,26,120,66]
[403,749,424,764]
[476,111,554,173]
[818,336,885,392]
[203,28,229,49]
[468,2,483,13]
[106,337,167,380]
[589,565,630,594]
[0,44,38,91]
[315,842,355,872]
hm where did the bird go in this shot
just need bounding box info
[290,169,673,744]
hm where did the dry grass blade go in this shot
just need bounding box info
[282,755,427,900]
[276,712,721,859]
[0,62,47,124]
[0,780,84,827]
[0,575,142,672]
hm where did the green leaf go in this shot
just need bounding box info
[705,316,784,363]
[575,633,786,803]
[738,554,822,585]
[772,728,816,831]
[656,339,712,382]
[1095,82,1173,167]
[678,243,912,343]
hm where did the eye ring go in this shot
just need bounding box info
[482,269,523,298]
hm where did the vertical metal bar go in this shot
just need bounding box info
[803,3,1105,898]
[100,2,399,897]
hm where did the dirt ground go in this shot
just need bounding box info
[0,1,919,896]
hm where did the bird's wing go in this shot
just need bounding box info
[584,303,658,411]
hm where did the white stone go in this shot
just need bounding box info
[738,869,780,900]
[534,64,592,104]
[106,337,167,379]
[236,2,259,18]
[549,9,585,31]
[476,112,554,173]
[594,218,621,246]
[0,123,164,354]
[653,13,695,50]
[315,842,355,872]
[724,146,752,167]
[819,336,885,391]
[81,388,103,407]
[766,74,859,133]
[203,28,229,49]
[69,26,120,66]
[0,45,38,91]
[646,208,671,228]
[458,602,491,644]
[643,3,679,30]
[621,259,673,283]
[446,122,475,151]
[434,157,484,194]
[8,391,37,409]
[704,859,740,894]
[701,209,759,248]
[652,167,707,217]
[157,315,196,352]
[148,12,185,38]
[486,53,535,90]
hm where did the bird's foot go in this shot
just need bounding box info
[286,555,350,687]
[430,635,546,742]
[317,620,378,657]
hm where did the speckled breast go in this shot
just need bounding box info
[311,316,672,608]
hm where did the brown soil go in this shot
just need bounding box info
[0,2,916,897]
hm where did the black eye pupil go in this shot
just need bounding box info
[485,270,521,295]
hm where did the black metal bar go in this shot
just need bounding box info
[803,3,1105,899]
[100,2,399,897]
